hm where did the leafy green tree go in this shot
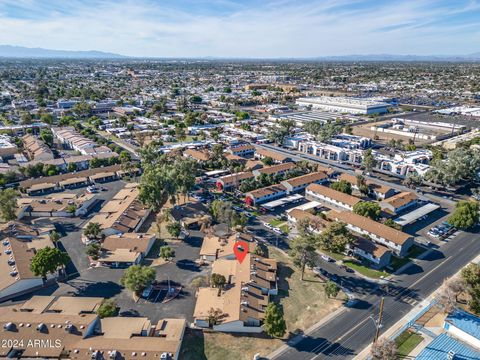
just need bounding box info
[319,221,354,254]
[353,201,381,220]
[461,263,480,314]
[84,222,102,239]
[0,188,18,222]
[325,281,340,298]
[139,164,176,211]
[425,148,480,187]
[39,129,54,147]
[159,246,175,261]
[49,230,61,248]
[289,233,319,281]
[384,218,401,230]
[121,265,156,296]
[211,273,227,288]
[267,119,295,145]
[261,156,274,166]
[30,247,70,281]
[356,175,370,195]
[97,299,117,318]
[166,221,182,238]
[263,303,286,338]
[362,148,377,173]
[448,200,479,229]
[330,180,352,195]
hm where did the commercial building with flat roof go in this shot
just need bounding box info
[296,96,390,115]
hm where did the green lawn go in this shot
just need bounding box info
[389,245,428,272]
[395,330,423,358]
[269,218,285,227]
[279,224,290,234]
[323,251,346,262]
[342,260,389,279]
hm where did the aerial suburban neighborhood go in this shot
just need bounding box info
[1,2,480,360]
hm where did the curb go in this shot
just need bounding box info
[267,305,348,359]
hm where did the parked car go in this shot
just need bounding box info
[321,255,334,262]
[340,265,354,273]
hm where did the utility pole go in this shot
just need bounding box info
[374,297,385,343]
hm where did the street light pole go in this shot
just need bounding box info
[374,297,385,343]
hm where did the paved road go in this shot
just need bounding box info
[272,229,480,360]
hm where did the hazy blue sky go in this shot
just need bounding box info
[0,0,479,57]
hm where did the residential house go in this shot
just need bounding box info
[199,232,256,262]
[353,237,392,269]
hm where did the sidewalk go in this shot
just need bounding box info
[353,252,480,360]
[267,305,347,359]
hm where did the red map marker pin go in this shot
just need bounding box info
[233,240,248,264]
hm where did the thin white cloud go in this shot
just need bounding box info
[0,0,478,57]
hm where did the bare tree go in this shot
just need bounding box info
[370,338,398,360]
[437,277,466,313]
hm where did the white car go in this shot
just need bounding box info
[321,255,334,262]
[272,227,282,235]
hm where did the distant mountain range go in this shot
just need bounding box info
[0,45,127,59]
[0,44,479,61]
[311,53,480,61]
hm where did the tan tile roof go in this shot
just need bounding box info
[255,162,295,175]
[306,183,362,207]
[282,171,328,187]
[219,171,254,185]
[355,236,391,258]
[255,147,289,161]
[184,148,211,161]
[382,191,418,210]
[247,184,287,199]
[329,210,411,245]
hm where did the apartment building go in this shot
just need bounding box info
[381,191,418,215]
[0,135,17,159]
[22,134,54,162]
[85,183,150,237]
[17,192,98,219]
[245,184,287,206]
[97,233,156,268]
[337,173,397,200]
[184,148,211,162]
[281,171,329,193]
[0,295,186,360]
[353,237,392,269]
[228,143,255,157]
[216,171,254,191]
[329,211,414,256]
[0,223,55,302]
[252,162,296,178]
[200,232,256,262]
[298,141,363,163]
[194,253,277,333]
[305,183,361,211]
[254,147,291,163]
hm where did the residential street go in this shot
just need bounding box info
[271,228,480,359]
